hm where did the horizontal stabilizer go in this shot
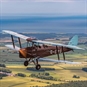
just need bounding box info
[5,45,20,51]
[39,58,81,64]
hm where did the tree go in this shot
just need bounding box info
[17,73,26,77]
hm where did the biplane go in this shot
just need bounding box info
[2,30,84,70]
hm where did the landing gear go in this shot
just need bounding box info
[32,59,41,70]
[24,58,31,66]
[24,61,28,66]
[36,64,41,70]
[24,58,41,70]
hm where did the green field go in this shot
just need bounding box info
[0,63,87,87]
[0,45,87,87]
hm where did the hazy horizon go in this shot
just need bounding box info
[0,15,87,34]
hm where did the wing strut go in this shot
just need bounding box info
[18,37,22,48]
[56,46,60,60]
[62,46,65,60]
[11,35,15,48]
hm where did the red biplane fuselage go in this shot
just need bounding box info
[19,46,71,59]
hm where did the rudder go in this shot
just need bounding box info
[68,35,78,46]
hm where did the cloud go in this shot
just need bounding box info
[34,0,73,2]
[33,0,72,2]
[0,0,85,2]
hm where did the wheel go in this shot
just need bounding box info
[24,61,28,66]
[36,64,41,70]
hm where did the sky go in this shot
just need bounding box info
[0,0,87,33]
[0,0,87,16]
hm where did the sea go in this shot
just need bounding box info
[0,15,87,33]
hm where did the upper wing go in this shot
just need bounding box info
[33,40,84,50]
[2,30,84,50]
[2,30,32,41]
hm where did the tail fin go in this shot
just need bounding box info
[68,35,78,46]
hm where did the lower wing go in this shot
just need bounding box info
[39,58,81,64]
[5,45,20,51]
